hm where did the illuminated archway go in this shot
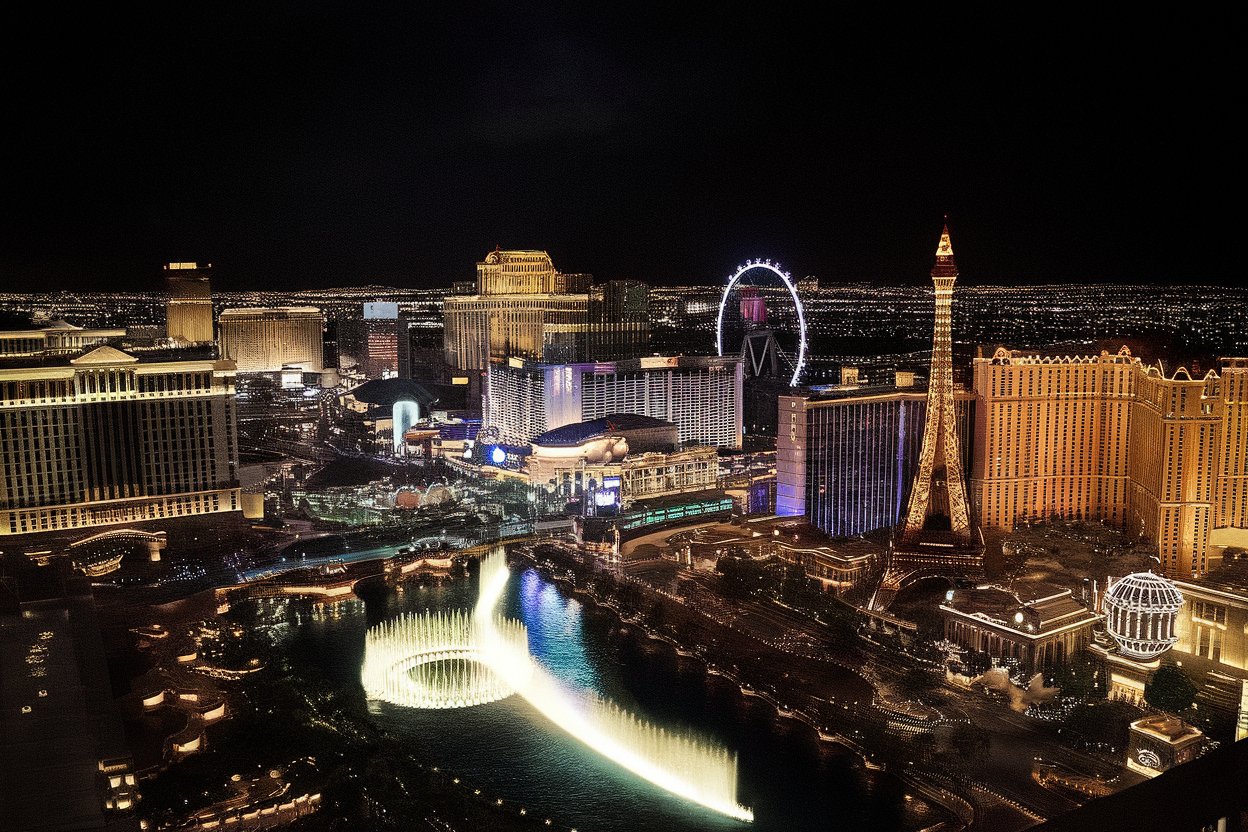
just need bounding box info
[715,260,807,386]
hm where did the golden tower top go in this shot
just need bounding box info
[932,222,959,281]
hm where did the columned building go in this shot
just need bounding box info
[973,349,1248,578]
[444,294,589,371]
[0,346,240,535]
[0,322,127,359]
[476,248,559,294]
[443,249,650,372]
[941,585,1100,674]
[218,307,324,373]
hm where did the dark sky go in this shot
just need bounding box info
[0,6,1232,291]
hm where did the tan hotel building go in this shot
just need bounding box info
[0,346,240,536]
[973,348,1248,578]
[444,249,584,371]
[443,249,648,373]
[218,307,324,373]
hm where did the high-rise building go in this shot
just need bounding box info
[443,293,588,370]
[0,346,240,536]
[776,386,974,538]
[894,225,982,571]
[484,355,744,448]
[973,348,1248,578]
[337,303,403,378]
[164,262,214,344]
[475,248,559,295]
[586,280,650,361]
[443,249,650,372]
[218,307,324,373]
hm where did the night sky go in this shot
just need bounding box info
[1,6,1231,291]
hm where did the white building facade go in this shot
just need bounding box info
[485,355,744,449]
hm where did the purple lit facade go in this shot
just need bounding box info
[777,388,974,538]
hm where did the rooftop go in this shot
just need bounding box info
[943,583,1100,635]
[69,345,139,365]
[1131,714,1203,744]
[1195,550,1248,594]
[219,307,322,317]
[532,413,675,447]
[341,378,465,409]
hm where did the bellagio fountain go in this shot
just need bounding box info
[361,548,753,822]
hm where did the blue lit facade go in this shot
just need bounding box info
[777,387,974,539]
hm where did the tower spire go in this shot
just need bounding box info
[900,223,972,546]
[933,221,956,275]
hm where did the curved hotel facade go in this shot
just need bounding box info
[218,307,324,373]
[485,355,744,449]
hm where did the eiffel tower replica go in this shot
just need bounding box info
[873,224,983,608]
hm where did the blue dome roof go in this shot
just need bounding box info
[532,413,674,447]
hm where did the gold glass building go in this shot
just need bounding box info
[164,262,214,344]
[218,307,324,373]
[0,346,240,535]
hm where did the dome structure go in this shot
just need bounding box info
[394,488,422,510]
[1103,572,1184,660]
[423,484,454,506]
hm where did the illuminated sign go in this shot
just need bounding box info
[595,476,622,509]
[364,301,399,320]
[1136,748,1161,769]
[490,446,507,465]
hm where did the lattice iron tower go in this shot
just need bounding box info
[899,224,971,545]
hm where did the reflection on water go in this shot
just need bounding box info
[518,569,601,693]
[268,564,929,832]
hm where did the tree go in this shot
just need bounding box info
[1145,664,1198,713]
[1064,700,1139,751]
[898,666,938,696]
[1054,649,1104,701]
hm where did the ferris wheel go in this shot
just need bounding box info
[715,259,808,386]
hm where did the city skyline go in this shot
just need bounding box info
[1,8,1233,291]
[3,9,1244,832]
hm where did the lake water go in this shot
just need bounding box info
[272,561,935,831]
